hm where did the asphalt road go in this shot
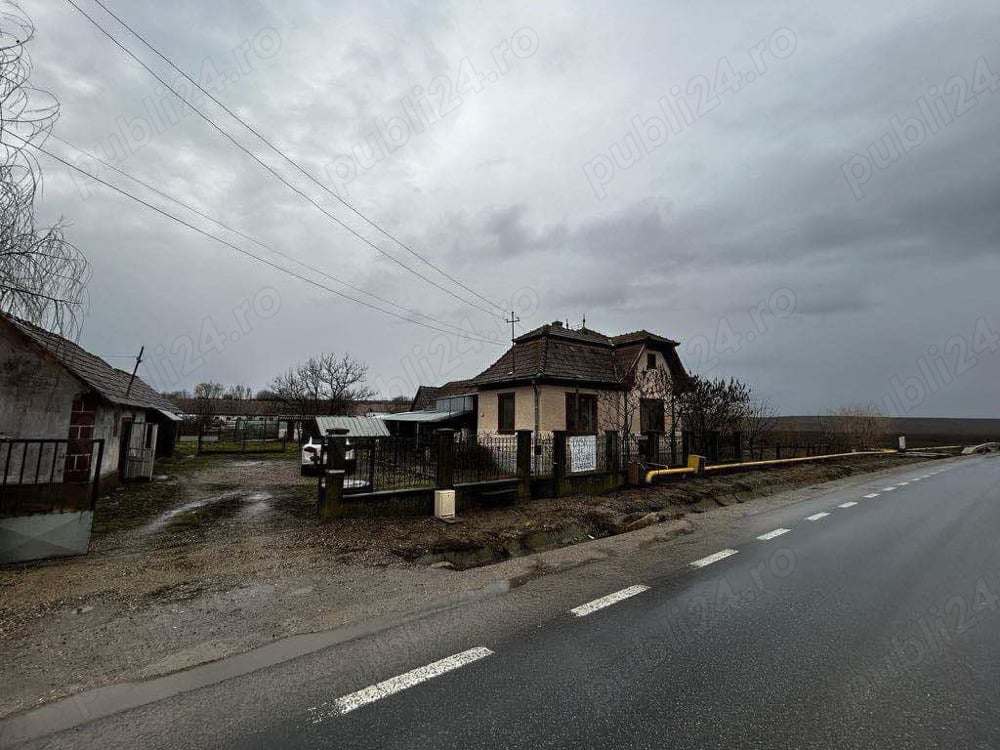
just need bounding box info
[7,455,1000,749]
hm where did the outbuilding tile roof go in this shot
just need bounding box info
[2,313,178,413]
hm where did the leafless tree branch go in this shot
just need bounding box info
[0,2,89,335]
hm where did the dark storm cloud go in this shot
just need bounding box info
[18,0,1000,416]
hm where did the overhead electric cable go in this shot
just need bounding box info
[7,132,502,345]
[49,132,489,339]
[87,0,509,317]
[64,0,507,320]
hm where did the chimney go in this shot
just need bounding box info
[551,320,563,328]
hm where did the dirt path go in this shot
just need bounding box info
[0,451,930,719]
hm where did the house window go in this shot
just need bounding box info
[498,393,516,433]
[566,393,598,434]
[640,398,665,433]
[646,352,657,370]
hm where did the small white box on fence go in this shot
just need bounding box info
[898,435,906,451]
[434,489,456,520]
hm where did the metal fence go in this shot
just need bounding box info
[194,421,290,455]
[346,436,436,493]
[0,438,104,516]
[454,433,518,483]
[532,434,555,476]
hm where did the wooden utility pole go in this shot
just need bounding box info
[124,346,144,398]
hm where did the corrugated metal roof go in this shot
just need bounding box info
[379,410,467,423]
[314,416,390,437]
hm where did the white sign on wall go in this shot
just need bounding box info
[569,435,598,473]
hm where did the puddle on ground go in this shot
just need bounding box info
[240,492,275,518]
[144,490,275,533]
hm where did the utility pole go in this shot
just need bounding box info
[505,310,520,375]
[124,346,144,398]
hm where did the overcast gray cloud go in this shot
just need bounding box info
[19,0,1000,416]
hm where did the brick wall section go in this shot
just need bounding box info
[64,393,97,482]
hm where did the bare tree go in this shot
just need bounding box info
[599,364,674,459]
[742,396,779,459]
[0,4,89,335]
[269,352,375,415]
[223,384,252,400]
[828,404,888,451]
[677,376,752,454]
[192,381,224,425]
[193,381,224,400]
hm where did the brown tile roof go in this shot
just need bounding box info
[472,322,690,389]
[1,313,178,413]
[168,398,410,417]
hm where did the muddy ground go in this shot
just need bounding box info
[0,450,930,719]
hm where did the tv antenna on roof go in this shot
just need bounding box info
[506,310,520,375]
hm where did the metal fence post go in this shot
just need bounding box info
[552,430,567,497]
[643,430,659,463]
[733,430,743,462]
[516,429,532,500]
[682,430,691,466]
[436,428,455,490]
[605,430,620,475]
[709,430,721,463]
[367,437,377,492]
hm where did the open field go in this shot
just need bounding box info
[773,416,1000,448]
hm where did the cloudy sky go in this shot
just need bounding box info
[19,0,1000,416]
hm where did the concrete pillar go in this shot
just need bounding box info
[318,428,349,521]
[436,428,455,490]
[552,430,567,497]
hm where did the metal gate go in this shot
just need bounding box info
[0,438,105,564]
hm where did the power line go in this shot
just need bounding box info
[64,0,507,321]
[6,132,503,345]
[49,132,487,340]
[87,0,509,318]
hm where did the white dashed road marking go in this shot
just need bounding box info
[570,585,650,617]
[691,549,739,568]
[806,512,830,521]
[882,487,896,492]
[757,528,790,541]
[310,647,495,719]
[864,493,880,499]
[898,482,909,486]
[838,502,857,508]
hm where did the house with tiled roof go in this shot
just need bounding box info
[0,313,181,482]
[469,320,691,437]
